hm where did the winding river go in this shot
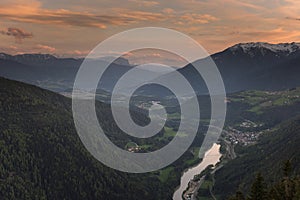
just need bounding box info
[173,143,222,200]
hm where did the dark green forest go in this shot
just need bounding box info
[1,76,300,200]
[229,161,300,200]
[0,77,184,200]
[214,116,300,199]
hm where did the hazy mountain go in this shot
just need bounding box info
[0,42,299,95]
[0,53,132,92]
[125,42,300,96]
[213,42,300,92]
[175,42,300,94]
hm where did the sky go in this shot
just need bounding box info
[0,0,300,60]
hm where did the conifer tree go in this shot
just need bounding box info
[248,173,267,200]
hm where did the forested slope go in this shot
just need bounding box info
[0,77,175,200]
[214,116,300,199]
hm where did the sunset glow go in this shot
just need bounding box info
[1,0,300,56]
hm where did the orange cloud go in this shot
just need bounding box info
[118,10,164,21]
[162,8,175,14]
[35,44,56,53]
[67,50,90,57]
[286,17,300,21]
[0,4,165,28]
[0,27,33,43]
[179,13,218,24]
[128,0,159,7]
[1,0,299,56]
[219,26,300,44]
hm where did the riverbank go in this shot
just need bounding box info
[194,139,237,199]
[182,177,204,200]
[173,143,222,200]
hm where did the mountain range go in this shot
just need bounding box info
[177,42,300,94]
[0,53,131,92]
[0,42,299,95]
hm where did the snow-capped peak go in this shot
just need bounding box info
[230,42,300,54]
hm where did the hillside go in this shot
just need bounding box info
[214,88,300,199]
[213,116,300,199]
[191,88,300,200]
[0,77,180,200]
[228,161,300,200]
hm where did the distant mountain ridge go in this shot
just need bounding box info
[0,53,132,92]
[0,42,299,94]
[176,42,300,94]
[0,53,130,66]
[229,42,300,55]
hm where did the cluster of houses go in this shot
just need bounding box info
[127,146,141,153]
[226,124,263,146]
[239,119,263,128]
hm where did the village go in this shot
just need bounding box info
[225,120,264,146]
